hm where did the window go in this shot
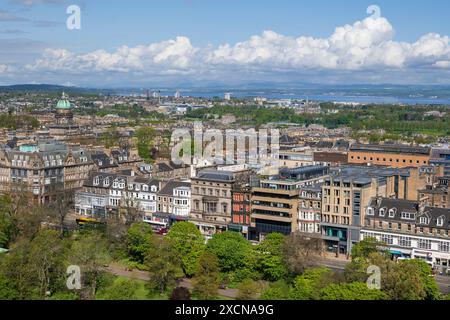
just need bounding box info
[418,239,432,250]
[439,242,450,252]
[437,217,445,227]
[366,207,374,216]
[379,208,386,217]
[206,202,217,213]
[389,209,396,218]
[419,216,429,225]
[381,234,393,245]
[401,212,415,220]
[399,237,411,247]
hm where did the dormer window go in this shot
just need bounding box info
[143,185,149,192]
[437,217,445,227]
[419,216,429,225]
[151,186,157,192]
[103,178,110,187]
[401,212,415,220]
[379,208,386,217]
[388,208,396,218]
[98,161,103,166]
[366,207,374,216]
[93,177,99,186]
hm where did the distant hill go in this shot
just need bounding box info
[0,84,112,94]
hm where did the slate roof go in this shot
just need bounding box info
[367,197,450,230]
[158,181,191,197]
[196,170,234,182]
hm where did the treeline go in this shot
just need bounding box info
[93,104,166,120]
[186,104,450,139]
[0,114,40,130]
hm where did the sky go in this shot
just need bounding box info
[0,0,449,87]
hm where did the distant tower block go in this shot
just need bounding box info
[146,90,150,101]
[224,93,232,101]
[175,90,181,99]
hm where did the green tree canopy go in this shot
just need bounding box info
[289,267,335,300]
[320,282,389,300]
[351,237,387,259]
[166,222,205,277]
[145,237,183,294]
[206,231,253,274]
[127,222,153,264]
[96,278,141,300]
[255,233,288,281]
[193,251,220,300]
[136,126,157,164]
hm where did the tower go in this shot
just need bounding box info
[55,92,73,125]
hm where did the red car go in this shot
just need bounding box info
[156,227,168,235]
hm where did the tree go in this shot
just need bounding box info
[166,222,205,277]
[136,126,157,164]
[192,251,220,300]
[320,282,388,300]
[127,222,153,264]
[102,126,120,149]
[283,233,323,275]
[402,259,440,300]
[344,257,371,283]
[351,237,387,259]
[145,237,183,295]
[237,279,260,300]
[0,244,35,299]
[369,253,426,300]
[206,231,253,274]
[105,218,128,260]
[0,268,20,299]
[96,278,140,300]
[0,196,15,248]
[289,268,335,300]
[255,233,287,281]
[28,230,68,297]
[260,280,290,300]
[68,231,111,299]
[120,193,142,225]
[49,188,73,238]
[170,287,191,300]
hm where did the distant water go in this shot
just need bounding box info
[120,87,450,105]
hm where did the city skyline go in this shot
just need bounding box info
[0,0,449,86]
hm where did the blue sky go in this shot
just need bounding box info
[0,0,449,87]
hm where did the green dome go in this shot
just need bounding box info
[56,92,71,109]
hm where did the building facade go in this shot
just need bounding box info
[348,144,431,168]
[363,197,450,272]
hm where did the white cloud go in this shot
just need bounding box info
[29,36,199,74]
[17,16,450,84]
[0,65,10,73]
